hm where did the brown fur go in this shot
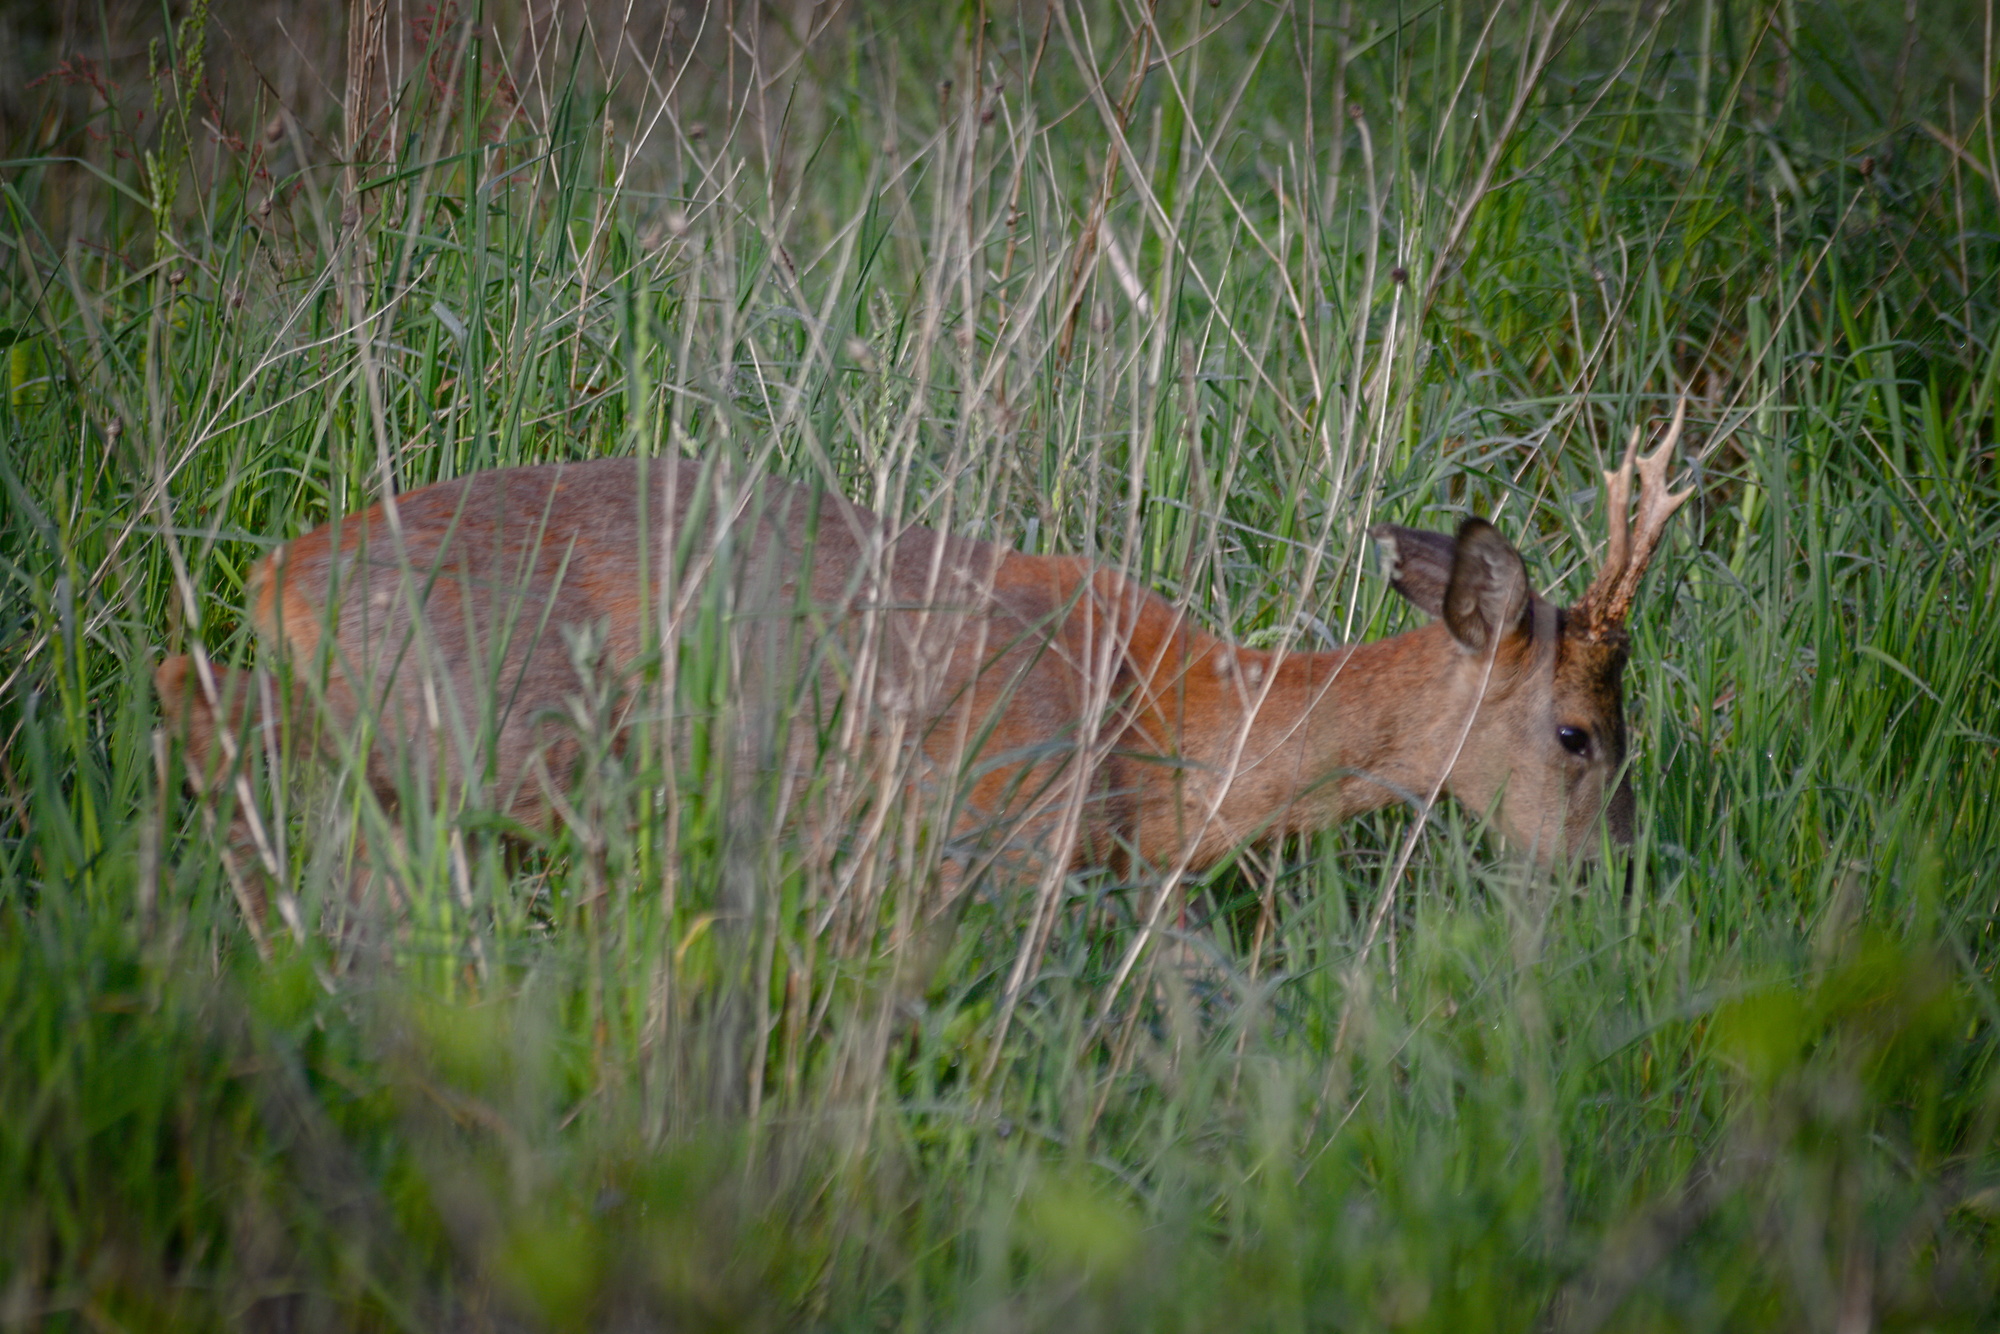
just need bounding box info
[155,456,1645,894]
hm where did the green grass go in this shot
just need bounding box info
[4,0,2000,1328]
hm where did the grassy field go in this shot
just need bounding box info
[4,0,2000,1328]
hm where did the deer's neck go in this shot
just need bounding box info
[1139,624,1473,866]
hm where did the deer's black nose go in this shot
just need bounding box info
[1605,776,1636,847]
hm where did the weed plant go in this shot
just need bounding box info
[3,1,1999,1329]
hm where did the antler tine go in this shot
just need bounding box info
[1572,423,1642,636]
[1598,423,1642,583]
[1574,397,1695,639]
[1603,396,1695,622]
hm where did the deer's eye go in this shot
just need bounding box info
[1557,725,1590,757]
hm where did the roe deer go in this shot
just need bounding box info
[156,407,1691,910]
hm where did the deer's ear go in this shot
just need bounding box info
[1371,524,1457,620]
[1442,519,1531,655]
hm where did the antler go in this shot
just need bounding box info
[1572,397,1696,640]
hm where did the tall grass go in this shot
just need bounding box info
[4,1,1999,1328]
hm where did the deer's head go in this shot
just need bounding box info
[1371,402,1693,862]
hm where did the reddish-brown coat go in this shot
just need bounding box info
[157,454,1656,882]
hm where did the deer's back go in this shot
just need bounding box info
[247,456,1166,855]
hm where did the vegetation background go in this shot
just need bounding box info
[4,0,1999,1328]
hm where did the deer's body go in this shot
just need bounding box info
[159,421,1690,891]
